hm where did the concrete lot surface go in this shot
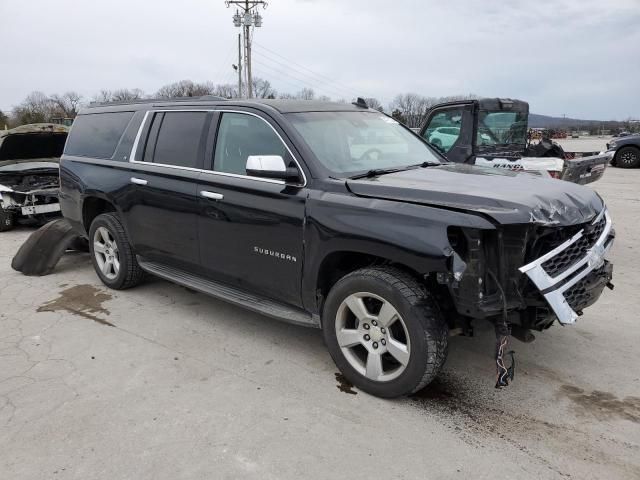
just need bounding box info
[553,135,612,153]
[1,168,639,479]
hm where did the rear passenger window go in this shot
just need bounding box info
[150,112,207,168]
[214,113,287,175]
[64,112,134,159]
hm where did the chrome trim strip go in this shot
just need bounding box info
[519,229,584,275]
[591,206,606,225]
[519,208,613,325]
[127,108,307,188]
[130,111,150,162]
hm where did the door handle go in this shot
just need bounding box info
[130,177,148,186]
[200,191,224,201]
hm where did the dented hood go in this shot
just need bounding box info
[346,163,603,226]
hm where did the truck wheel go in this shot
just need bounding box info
[322,267,448,398]
[0,209,15,232]
[615,146,640,168]
[89,213,144,290]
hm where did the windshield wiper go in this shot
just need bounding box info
[409,161,441,168]
[349,162,441,180]
[348,167,409,180]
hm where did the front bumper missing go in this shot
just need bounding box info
[519,208,614,325]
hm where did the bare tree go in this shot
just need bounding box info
[92,88,145,103]
[251,77,277,99]
[0,110,9,129]
[364,97,383,112]
[11,91,54,125]
[49,91,83,117]
[155,80,215,98]
[296,88,315,100]
[111,88,145,102]
[212,83,238,99]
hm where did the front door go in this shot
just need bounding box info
[197,110,307,307]
[126,110,211,270]
[420,104,474,163]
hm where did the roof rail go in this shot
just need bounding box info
[88,95,228,107]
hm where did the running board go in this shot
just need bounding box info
[137,258,319,328]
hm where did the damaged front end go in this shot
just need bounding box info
[444,209,614,329]
[0,124,68,230]
[440,207,614,386]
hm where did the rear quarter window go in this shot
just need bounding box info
[64,112,134,159]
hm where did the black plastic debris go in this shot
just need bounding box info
[11,218,87,276]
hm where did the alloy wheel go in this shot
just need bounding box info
[93,226,120,280]
[335,292,411,382]
[621,150,638,166]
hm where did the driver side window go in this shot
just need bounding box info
[213,112,288,175]
[422,108,464,153]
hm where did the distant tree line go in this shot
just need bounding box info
[3,81,635,133]
[0,80,478,130]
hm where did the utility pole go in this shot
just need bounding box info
[237,33,242,97]
[226,0,267,99]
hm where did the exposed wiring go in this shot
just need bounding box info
[488,269,516,388]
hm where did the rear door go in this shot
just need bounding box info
[126,110,211,270]
[420,104,475,163]
[196,110,307,307]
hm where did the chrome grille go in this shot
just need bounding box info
[564,264,608,311]
[541,215,607,277]
[519,208,613,325]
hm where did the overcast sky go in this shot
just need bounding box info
[1,0,638,119]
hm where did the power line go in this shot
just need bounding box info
[211,42,238,86]
[250,48,357,100]
[252,41,368,98]
[253,65,334,98]
[252,55,352,100]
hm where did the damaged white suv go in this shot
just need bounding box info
[0,123,67,231]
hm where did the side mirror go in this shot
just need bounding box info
[246,155,300,182]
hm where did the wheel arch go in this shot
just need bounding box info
[313,250,428,318]
[81,195,118,233]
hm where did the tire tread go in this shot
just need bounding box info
[328,266,448,396]
[90,213,144,290]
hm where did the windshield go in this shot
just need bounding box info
[286,111,441,175]
[476,111,528,147]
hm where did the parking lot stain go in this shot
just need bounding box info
[335,373,357,395]
[410,373,640,478]
[560,385,640,423]
[37,284,114,327]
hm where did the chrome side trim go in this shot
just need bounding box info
[127,108,307,188]
[519,208,613,325]
[129,111,150,162]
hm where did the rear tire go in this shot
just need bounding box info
[89,213,144,290]
[0,209,15,232]
[322,267,448,398]
[615,146,640,168]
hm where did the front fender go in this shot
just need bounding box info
[301,191,495,312]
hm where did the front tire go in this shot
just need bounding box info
[323,267,448,398]
[615,146,640,168]
[89,213,144,290]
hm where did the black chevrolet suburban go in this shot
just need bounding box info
[59,98,614,397]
